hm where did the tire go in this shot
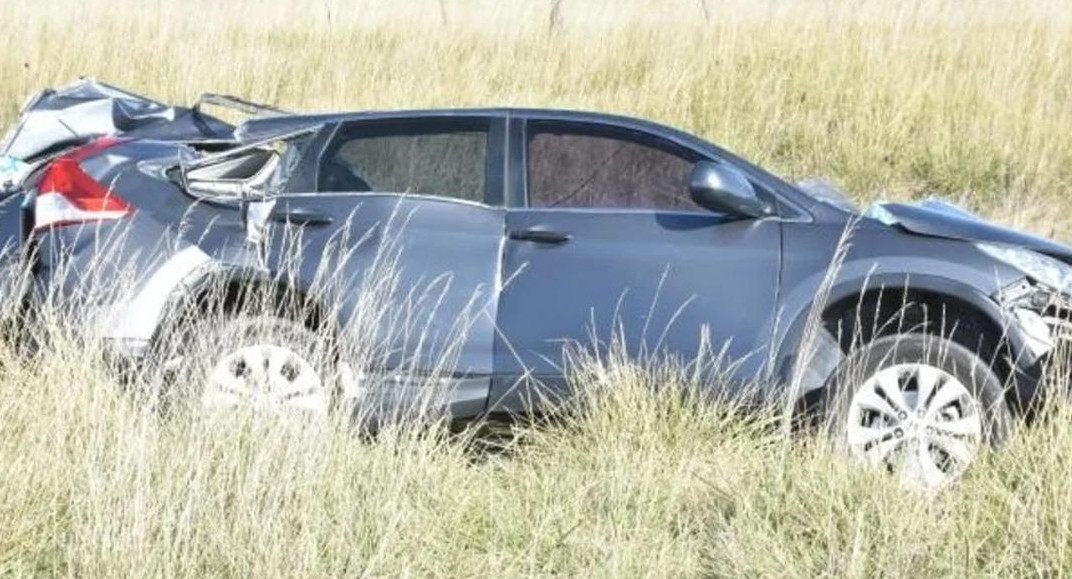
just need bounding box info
[824,333,1012,488]
[161,314,337,419]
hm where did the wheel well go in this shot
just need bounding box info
[158,274,332,346]
[820,286,1019,408]
[215,278,324,326]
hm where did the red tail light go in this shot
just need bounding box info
[34,137,133,232]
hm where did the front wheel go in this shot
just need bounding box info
[824,333,1012,488]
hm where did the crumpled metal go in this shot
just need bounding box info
[0,79,233,162]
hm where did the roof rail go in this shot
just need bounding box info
[193,93,290,118]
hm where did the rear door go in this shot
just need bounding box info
[266,115,506,417]
[491,117,783,411]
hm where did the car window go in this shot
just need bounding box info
[526,122,702,210]
[320,128,487,203]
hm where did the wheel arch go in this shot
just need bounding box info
[775,273,1038,415]
[152,264,338,351]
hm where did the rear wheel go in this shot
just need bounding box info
[164,315,336,419]
[825,333,1012,488]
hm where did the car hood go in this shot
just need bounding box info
[865,199,1072,262]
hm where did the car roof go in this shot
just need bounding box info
[235,107,707,149]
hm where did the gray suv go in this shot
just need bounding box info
[2,81,1069,487]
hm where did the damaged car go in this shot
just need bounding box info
[2,80,1071,487]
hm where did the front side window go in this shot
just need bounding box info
[320,126,487,203]
[526,122,701,210]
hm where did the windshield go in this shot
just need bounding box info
[794,178,859,212]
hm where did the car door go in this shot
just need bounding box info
[264,115,506,417]
[490,117,783,412]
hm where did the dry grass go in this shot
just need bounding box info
[3,0,1072,235]
[4,0,1072,577]
[6,320,1072,577]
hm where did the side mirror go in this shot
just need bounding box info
[688,161,771,218]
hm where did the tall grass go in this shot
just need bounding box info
[6,307,1072,577]
[3,0,1072,236]
[4,0,1072,577]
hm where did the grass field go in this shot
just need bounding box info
[4,0,1072,237]
[3,0,1072,576]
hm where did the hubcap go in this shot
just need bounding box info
[203,344,328,417]
[846,363,983,488]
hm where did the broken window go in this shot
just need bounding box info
[178,129,315,202]
[526,122,701,211]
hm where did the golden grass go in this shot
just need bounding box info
[3,0,1071,235]
[4,1,1072,576]
[6,323,1072,577]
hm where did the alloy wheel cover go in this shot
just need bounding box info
[203,343,329,417]
[846,362,983,488]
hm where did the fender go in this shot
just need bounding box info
[768,271,1037,399]
[150,248,337,352]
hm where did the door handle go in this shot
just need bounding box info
[508,228,572,245]
[269,206,333,227]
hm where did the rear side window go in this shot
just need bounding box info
[320,125,487,203]
[526,122,701,211]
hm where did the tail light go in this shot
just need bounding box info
[33,137,133,232]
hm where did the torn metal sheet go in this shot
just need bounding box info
[0,79,234,162]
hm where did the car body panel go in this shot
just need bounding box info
[770,218,1035,396]
[251,114,507,416]
[264,193,505,373]
[869,200,1072,261]
[491,209,781,411]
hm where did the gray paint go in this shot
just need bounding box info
[491,209,780,410]
[870,199,1072,261]
[2,86,1069,421]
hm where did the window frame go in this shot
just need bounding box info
[522,119,705,212]
[315,115,505,207]
[511,116,785,216]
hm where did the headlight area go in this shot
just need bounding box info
[978,242,1072,359]
[995,277,1072,358]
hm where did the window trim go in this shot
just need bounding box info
[315,116,504,206]
[514,117,791,217]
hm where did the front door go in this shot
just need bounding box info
[491,119,783,412]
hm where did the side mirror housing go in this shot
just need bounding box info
[688,161,771,218]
